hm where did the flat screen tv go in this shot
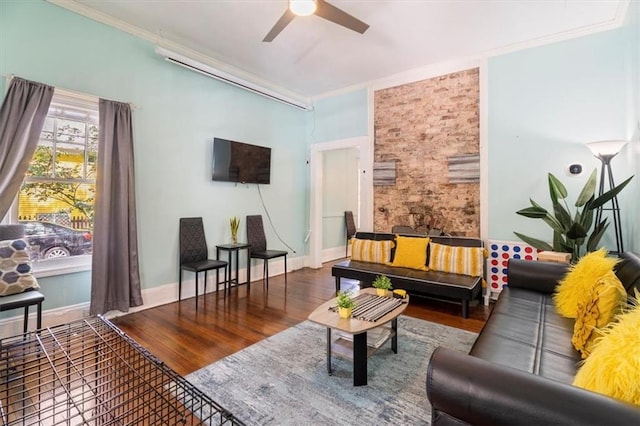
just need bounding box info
[212,138,271,184]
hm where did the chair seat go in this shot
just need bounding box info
[0,290,45,311]
[250,250,287,260]
[181,259,227,273]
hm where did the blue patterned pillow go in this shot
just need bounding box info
[0,239,39,296]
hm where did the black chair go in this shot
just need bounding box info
[179,217,227,311]
[345,211,357,257]
[246,215,287,291]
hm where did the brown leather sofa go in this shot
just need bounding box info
[426,252,640,425]
[332,232,484,318]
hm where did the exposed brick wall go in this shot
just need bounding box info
[373,68,480,236]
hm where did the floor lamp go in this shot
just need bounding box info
[586,140,628,255]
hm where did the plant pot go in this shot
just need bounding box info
[231,233,238,245]
[338,307,352,318]
[376,288,388,297]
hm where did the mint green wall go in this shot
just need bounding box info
[629,0,640,250]
[488,26,638,252]
[309,89,368,144]
[0,1,307,312]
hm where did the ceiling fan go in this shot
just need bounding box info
[263,0,369,42]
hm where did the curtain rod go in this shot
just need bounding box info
[1,74,139,110]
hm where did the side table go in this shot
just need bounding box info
[216,243,251,294]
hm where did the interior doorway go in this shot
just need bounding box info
[309,136,372,268]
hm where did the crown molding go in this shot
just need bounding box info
[45,0,311,106]
[48,0,630,102]
[314,0,631,98]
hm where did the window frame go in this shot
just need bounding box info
[1,88,99,278]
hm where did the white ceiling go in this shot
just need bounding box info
[53,0,627,99]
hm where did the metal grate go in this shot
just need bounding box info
[0,316,244,425]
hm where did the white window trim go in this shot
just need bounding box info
[32,255,92,278]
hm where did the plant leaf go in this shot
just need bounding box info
[552,231,565,252]
[548,173,568,204]
[541,214,564,233]
[590,175,634,209]
[587,219,609,252]
[552,202,572,231]
[516,206,548,218]
[566,222,587,240]
[575,169,597,207]
[514,232,553,251]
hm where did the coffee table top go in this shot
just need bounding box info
[308,288,409,334]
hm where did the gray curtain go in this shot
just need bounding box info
[0,77,54,218]
[90,98,143,315]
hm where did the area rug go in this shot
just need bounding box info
[186,316,477,425]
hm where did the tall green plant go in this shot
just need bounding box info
[514,169,633,262]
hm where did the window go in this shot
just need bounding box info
[15,91,98,273]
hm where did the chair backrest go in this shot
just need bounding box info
[345,211,356,238]
[391,225,419,235]
[0,224,25,240]
[246,215,267,252]
[179,217,209,264]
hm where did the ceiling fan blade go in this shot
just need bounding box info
[263,8,296,42]
[315,0,369,34]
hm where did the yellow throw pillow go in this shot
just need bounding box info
[554,248,619,318]
[573,299,640,405]
[571,271,626,359]
[391,236,429,271]
[350,239,394,264]
[428,242,485,277]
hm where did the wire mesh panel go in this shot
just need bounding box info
[0,316,244,425]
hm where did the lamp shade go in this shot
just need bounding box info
[290,0,317,16]
[586,140,628,157]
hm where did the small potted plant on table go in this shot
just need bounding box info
[229,216,240,244]
[336,291,355,318]
[372,275,393,297]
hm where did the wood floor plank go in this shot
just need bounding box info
[112,261,491,377]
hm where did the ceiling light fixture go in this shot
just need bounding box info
[289,0,317,16]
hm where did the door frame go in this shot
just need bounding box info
[309,136,372,268]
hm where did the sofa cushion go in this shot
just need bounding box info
[391,235,429,271]
[428,241,484,277]
[350,238,393,264]
[554,249,618,318]
[0,239,39,296]
[573,300,640,405]
[571,271,626,359]
[470,287,579,384]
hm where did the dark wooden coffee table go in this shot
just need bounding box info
[308,288,409,386]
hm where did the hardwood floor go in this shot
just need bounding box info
[112,260,491,377]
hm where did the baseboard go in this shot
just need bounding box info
[322,246,347,263]
[0,255,306,338]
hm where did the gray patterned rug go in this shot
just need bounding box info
[186,316,477,425]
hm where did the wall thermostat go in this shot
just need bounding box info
[568,164,583,175]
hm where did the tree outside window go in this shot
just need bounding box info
[18,96,98,261]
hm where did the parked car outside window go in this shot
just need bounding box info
[21,221,92,260]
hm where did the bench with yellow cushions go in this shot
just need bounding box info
[332,232,485,318]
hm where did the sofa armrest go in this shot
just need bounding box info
[507,258,569,294]
[426,347,640,425]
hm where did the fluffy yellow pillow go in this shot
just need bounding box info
[573,299,640,405]
[391,236,429,271]
[350,239,394,264]
[554,248,619,318]
[571,271,626,359]
[428,242,485,277]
